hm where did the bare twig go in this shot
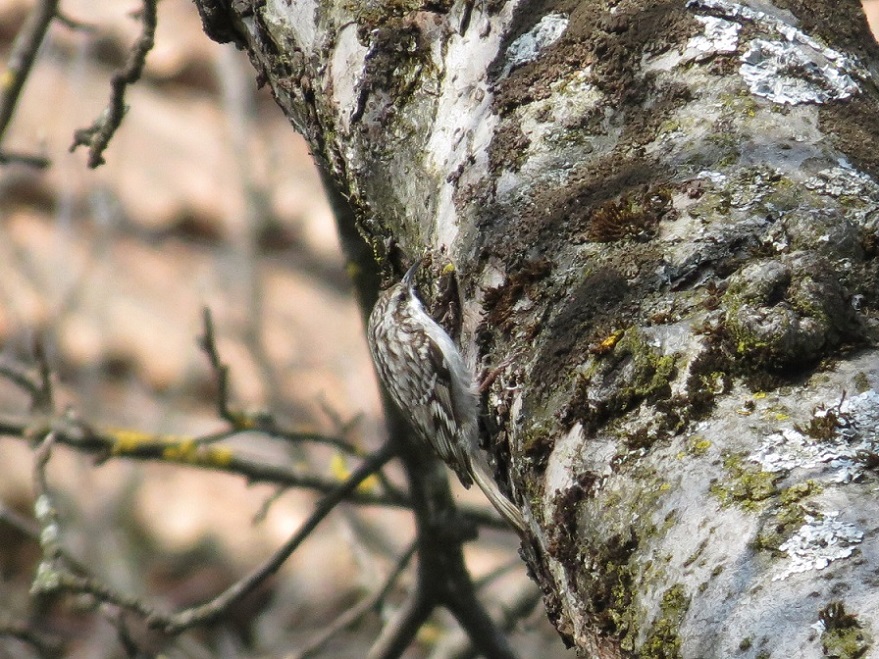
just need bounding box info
[0,0,58,168]
[0,501,40,539]
[32,338,54,413]
[0,339,57,412]
[0,362,43,402]
[234,418,365,456]
[28,430,396,639]
[0,149,50,167]
[70,0,158,167]
[53,10,97,32]
[367,579,433,659]
[433,583,543,659]
[0,621,63,658]
[113,611,143,659]
[155,444,396,634]
[295,539,418,659]
[473,557,525,590]
[252,484,286,523]
[318,396,403,496]
[198,307,237,425]
[198,307,366,454]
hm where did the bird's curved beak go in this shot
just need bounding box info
[402,258,422,287]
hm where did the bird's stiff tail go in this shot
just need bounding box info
[471,466,526,532]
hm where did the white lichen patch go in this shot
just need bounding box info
[773,511,863,581]
[512,70,606,169]
[34,494,53,521]
[751,391,879,483]
[740,39,859,105]
[501,13,568,77]
[696,170,728,187]
[805,166,879,199]
[752,426,861,483]
[262,0,318,53]
[331,23,369,134]
[695,166,786,213]
[425,3,515,247]
[686,16,740,63]
[688,0,864,105]
[804,166,879,231]
[496,68,612,199]
[544,423,584,496]
[643,15,740,72]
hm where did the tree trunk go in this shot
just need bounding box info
[193,0,879,656]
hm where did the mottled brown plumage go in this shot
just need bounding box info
[367,260,525,532]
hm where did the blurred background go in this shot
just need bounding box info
[0,1,566,657]
[1,1,877,657]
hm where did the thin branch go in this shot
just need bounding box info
[0,149,50,167]
[236,419,365,456]
[434,584,543,659]
[32,569,160,621]
[446,589,519,659]
[114,612,141,659]
[198,307,237,425]
[0,621,63,658]
[198,307,366,454]
[28,434,396,637]
[0,363,42,402]
[473,558,525,590]
[0,501,40,539]
[0,412,509,528]
[367,579,434,659]
[294,539,418,659]
[154,444,396,633]
[0,339,57,412]
[0,0,58,168]
[53,10,97,32]
[69,0,157,167]
[318,397,403,495]
[32,338,54,413]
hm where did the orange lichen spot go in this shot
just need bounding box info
[590,329,625,355]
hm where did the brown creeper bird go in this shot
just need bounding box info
[368,259,525,532]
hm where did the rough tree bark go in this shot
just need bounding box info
[192,0,879,656]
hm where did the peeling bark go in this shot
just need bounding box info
[192,0,879,656]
